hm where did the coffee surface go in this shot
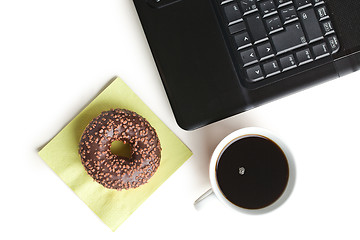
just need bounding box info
[216,135,289,209]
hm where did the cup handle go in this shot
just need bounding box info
[194,188,214,206]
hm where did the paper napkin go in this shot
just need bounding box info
[38,77,192,231]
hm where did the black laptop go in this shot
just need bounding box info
[133,0,360,130]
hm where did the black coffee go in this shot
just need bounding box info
[216,135,289,210]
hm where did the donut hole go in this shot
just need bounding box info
[110,140,132,159]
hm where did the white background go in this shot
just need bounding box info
[1,0,360,239]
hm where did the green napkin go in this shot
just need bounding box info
[38,77,192,231]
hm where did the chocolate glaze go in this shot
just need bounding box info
[79,109,161,190]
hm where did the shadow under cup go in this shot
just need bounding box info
[212,131,295,213]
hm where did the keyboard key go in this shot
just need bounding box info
[271,23,307,54]
[218,0,233,5]
[294,0,312,10]
[280,54,297,71]
[321,21,334,35]
[239,0,257,14]
[246,65,264,82]
[296,48,313,65]
[312,42,330,59]
[259,0,276,17]
[234,32,251,49]
[280,6,298,24]
[327,35,340,53]
[245,14,268,43]
[229,21,246,34]
[257,42,275,60]
[240,48,258,66]
[274,0,292,7]
[316,6,329,20]
[223,3,242,24]
[299,8,323,43]
[266,15,283,34]
[312,0,324,6]
[263,60,281,77]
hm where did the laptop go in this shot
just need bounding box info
[133,0,360,130]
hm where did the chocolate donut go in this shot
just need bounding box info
[79,109,161,190]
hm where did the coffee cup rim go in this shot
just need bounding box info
[209,127,296,214]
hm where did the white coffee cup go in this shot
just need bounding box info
[194,127,296,214]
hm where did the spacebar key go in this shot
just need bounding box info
[271,23,307,55]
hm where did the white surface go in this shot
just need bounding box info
[1,0,359,239]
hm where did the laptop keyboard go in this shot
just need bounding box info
[216,0,340,86]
